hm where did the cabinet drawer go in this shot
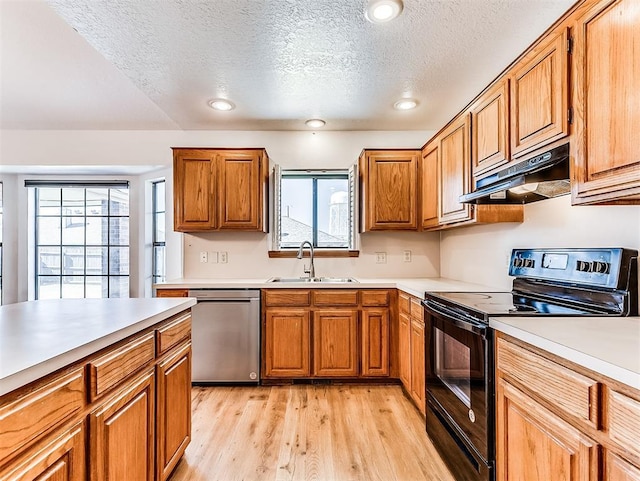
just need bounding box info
[497,338,599,428]
[609,390,640,459]
[361,290,390,307]
[410,298,424,321]
[0,368,85,461]
[264,290,311,307]
[155,289,189,298]
[156,313,191,355]
[399,292,411,315]
[313,290,359,306]
[89,332,155,400]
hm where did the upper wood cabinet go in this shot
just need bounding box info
[173,148,269,232]
[470,78,510,177]
[421,143,440,229]
[439,114,473,225]
[571,0,640,204]
[510,28,570,158]
[359,150,419,231]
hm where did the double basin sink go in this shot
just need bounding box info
[268,277,358,283]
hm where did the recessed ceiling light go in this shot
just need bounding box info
[305,119,326,128]
[208,98,235,111]
[365,0,404,23]
[394,98,418,110]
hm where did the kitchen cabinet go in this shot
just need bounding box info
[439,114,473,225]
[262,289,391,380]
[571,0,640,204]
[173,148,269,232]
[496,333,640,481]
[359,150,419,231]
[155,288,189,298]
[398,291,426,414]
[509,28,570,158]
[470,79,510,177]
[420,143,439,229]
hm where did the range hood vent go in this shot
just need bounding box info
[460,143,570,204]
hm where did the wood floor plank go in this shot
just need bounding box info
[169,385,455,481]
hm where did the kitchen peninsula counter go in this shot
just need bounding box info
[0,297,196,396]
[490,316,640,390]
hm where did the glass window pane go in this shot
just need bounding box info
[85,276,108,298]
[37,217,61,245]
[153,245,165,280]
[61,276,84,299]
[155,182,165,212]
[38,246,61,275]
[109,276,129,298]
[38,188,61,216]
[86,247,107,275]
[62,217,85,245]
[280,177,313,248]
[317,178,349,248]
[38,277,61,299]
[62,189,85,216]
[109,218,129,245]
[154,213,165,242]
[85,217,108,246]
[86,189,109,216]
[109,247,129,275]
[110,189,129,216]
[62,246,84,276]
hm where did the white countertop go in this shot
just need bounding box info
[0,297,196,396]
[490,316,640,390]
[157,277,500,299]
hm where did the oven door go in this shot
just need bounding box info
[423,299,494,472]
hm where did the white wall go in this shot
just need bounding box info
[440,195,640,289]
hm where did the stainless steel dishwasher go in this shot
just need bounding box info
[188,289,260,383]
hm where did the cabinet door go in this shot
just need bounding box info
[313,310,358,377]
[410,319,425,414]
[471,79,510,176]
[218,150,266,231]
[264,309,310,377]
[89,369,155,481]
[173,149,216,232]
[362,150,419,231]
[496,379,599,481]
[361,308,390,377]
[0,421,85,481]
[398,312,411,390]
[572,0,640,204]
[421,143,439,229]
[510,29,569,158]
[156,343,192,481]
[605,451,640,481]
[439,115,472,225]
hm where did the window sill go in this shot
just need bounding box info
[268,250,360,258]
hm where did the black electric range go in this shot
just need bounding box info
[421,247,638,481]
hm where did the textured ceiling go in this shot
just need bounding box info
[1,0,577,131]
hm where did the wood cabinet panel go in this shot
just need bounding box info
[439,115,472,225]
[361,309,390,377]
[410,319,426,414]
[0,421,85,481]
[398,292,411,315]
[313,290,359,306]
[0,368,84,461]
[88,332,155,401]
[361,290,390,307]
[471,79,510,176]
[409,298,424,321]
[496,379,599,481]
[156,342,192,481]
[173,150,216,231]
[608,389,640,460]
[398,312,411,389]
[156,313,191,355]
[360,150,419,231]
[606,451,640,481]
[313,310,358,377]
[155,289,189,298]
[264,309,310,377]
[572,0,640,204]
[421,143,440,229]
[497,337,599,429]
[218,150,264,230]
[89,369,155,481]
[264,290,311,307]
[510,29,569,157]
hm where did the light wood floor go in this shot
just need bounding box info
[169,384,455,481]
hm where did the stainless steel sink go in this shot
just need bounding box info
[268,277,358,283]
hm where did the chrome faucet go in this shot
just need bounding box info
[297,241,315,279]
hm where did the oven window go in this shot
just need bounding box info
[435,329,472,408]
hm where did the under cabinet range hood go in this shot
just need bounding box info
[460,143,570,204]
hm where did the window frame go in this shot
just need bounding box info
[151,179,166,285]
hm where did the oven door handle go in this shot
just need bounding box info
[421,299,488,336]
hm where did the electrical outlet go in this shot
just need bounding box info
[403,250,412,262]
[220,252,228,264]
[375,252,387,264]
[199,251,208,263]
[209,251,219,264]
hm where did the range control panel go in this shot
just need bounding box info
[508,248,637,289]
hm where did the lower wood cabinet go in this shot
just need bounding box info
[409,319,426,412]
[398,312,411,387]
[264,309,311,377]
[398,291,426,414]
[361,308,390,377]
[313,310,358,377]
